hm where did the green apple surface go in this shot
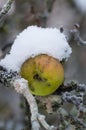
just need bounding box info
[20,54,64,96]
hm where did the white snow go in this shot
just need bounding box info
[0,26,72,72]
[73,0,86,12]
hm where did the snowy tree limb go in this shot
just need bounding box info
[13,78,57,130]
[0,66,86,129]
[0,0,15,20]
[0,67,56,130]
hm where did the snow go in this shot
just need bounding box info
[73,0,86,12]
[0,26,72,72]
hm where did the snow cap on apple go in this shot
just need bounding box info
[0,26,72,96]
[0,26,72,72]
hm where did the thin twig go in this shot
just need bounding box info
[69,113,86,128]
[0,0,15,20]
[69,24,86,45]
[60,24,86,45]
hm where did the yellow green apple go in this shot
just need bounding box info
[20,54,64,96]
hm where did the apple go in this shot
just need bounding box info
[20,54,64,96]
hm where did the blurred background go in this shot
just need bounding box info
[0,0,86,130]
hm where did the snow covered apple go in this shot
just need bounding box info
[0,26,72,96]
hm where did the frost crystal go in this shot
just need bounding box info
[0,26,72,72]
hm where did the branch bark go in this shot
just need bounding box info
[0,67,56,130]
[0,0,15,20]
[68,24,86,45]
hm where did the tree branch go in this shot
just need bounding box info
[60,24,86,45]
[0,67,56,130]
[0,0,15,20]
[69,24,86,45]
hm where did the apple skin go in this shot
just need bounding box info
[20,54,64,96]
